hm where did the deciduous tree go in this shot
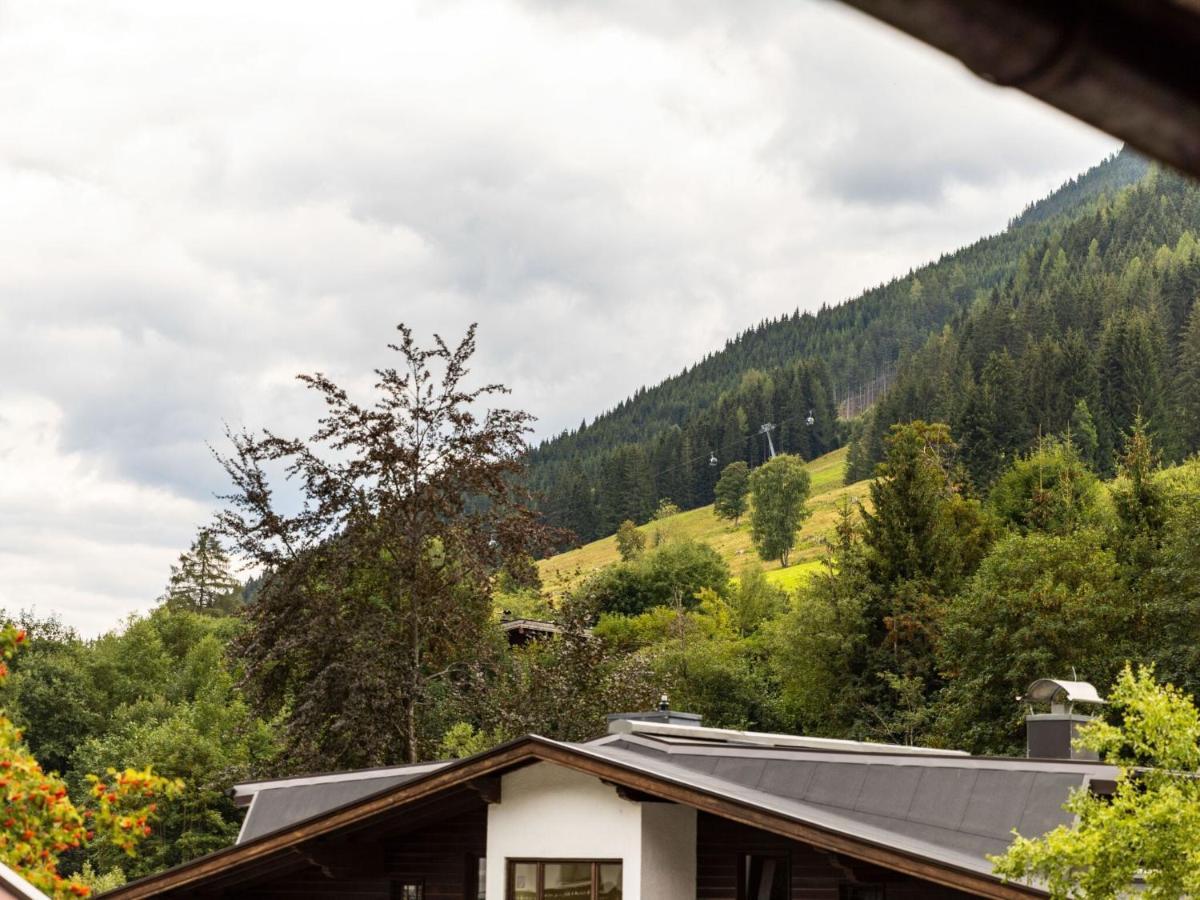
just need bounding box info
[994,666,1200,898]
[748,455,812,567]
[0,624,182,899]
[614,520,645,561]
[216,324,552,767]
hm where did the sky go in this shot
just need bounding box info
[0,0,1119,635]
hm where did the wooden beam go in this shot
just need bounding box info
[465,776,501,805]
[603,780,673,803]
[834,0,1200,178]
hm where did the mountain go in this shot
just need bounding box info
[529,149,1152,544]
[848,159,1200,486]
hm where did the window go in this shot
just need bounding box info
[393,884,423,900]
[740,854,788,900]
[507,860,621,900]
[467,855,486,899]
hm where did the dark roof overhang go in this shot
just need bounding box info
[835,0,1200,178]
[102,736,1045,900]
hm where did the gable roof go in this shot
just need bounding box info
[232,760,449,844]
[103,730,1116,900]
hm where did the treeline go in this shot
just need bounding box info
[849,163,1200,485]
[1,535,275,887]
[518,420,1200,760]
[529,149,1149,540]
[533,359,841,544]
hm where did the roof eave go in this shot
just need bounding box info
[102,735,1045,900]
[835,0,1200,178]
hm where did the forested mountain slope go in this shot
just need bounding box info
[848,162,1200,486]
[531,149,1149,543]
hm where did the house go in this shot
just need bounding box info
[103,684,1112,900]
[499,618,565,648]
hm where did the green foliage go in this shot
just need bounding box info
[614,520,645,561]
[1174,297,1200,453]
[713,461,751,526]
[937,529,1124,754]
[862,423,992,597]
[727,564,787,637]
[1068,399,1100,469]
[653,499,681,521]
[3,606,277,884]
[0,624,183,900]
[437,723,497,759]
[993,666,1200,898]
[475,596,659,743]
[767,502,870,733]
[642,592,777,731]
[581,539,732,617]
[748,455,812,566]
[986,438,1101,534]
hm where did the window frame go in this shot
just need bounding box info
[505,858,622,900]
[391,881,424,900]
[737,853,791,900]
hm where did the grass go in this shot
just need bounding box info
[537,446,871,597]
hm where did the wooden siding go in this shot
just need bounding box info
[696,813,980,900]
[229,806,487,900]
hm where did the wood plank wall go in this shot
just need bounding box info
[237,806,487,900]
[225,805,979,900]
[695,813,979,900]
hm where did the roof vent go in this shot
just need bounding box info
[1022,679,1105,760]
[607,696,702,732]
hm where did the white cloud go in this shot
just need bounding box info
[0,396,208,635]
[0,0,1118,632]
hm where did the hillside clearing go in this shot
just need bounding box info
[538,446,869,596]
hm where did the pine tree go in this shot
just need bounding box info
[162,529,244,616]
[1068,399,1100,470]
[1098,310,1168,468]
[1173,297,1200,454]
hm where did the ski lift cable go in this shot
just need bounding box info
[533,406,823,523]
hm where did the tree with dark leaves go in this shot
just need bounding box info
[215,324,552,768]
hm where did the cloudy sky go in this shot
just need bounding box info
[0,0,1117,634]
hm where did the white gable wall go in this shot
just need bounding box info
[485,762,695,900]
[639,802,696,898]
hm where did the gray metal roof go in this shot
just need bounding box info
[229,728,1115,885]
[236,764,448,843]
[577,732,1115,880]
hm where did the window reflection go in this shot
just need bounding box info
[543,862,592,899]
[511,862,537,900]
[505,861,621,900]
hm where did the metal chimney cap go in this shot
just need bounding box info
[1023,679,1105,706]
